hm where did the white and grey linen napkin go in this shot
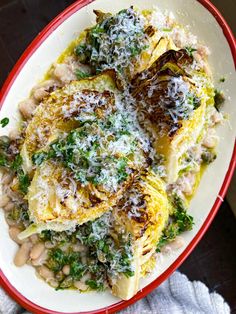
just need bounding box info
[0,272,230,314]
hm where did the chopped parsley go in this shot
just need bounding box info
[185,46,197,57]
[75,69,91,80]
[11,154,30,194]
[0,117,9,128]
[76,213,134,279]
[156,194,193,252]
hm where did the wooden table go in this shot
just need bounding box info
[0,0,235,312]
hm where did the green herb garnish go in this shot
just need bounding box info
[185,46,197,57]
[0,117,9,128]
[75,69,91,80]
[156,194,194,252]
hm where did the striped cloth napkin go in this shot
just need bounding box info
[0,272,230,314]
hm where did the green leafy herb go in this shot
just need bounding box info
[86,279,104,291]
[18,171,30,194]
[0,155,8,167]
[187,94,201,110]
[11,154,23,171]
[32,151,48,166]
[11,154,30,194]
[8,204,29,224]
[0,117,9,128]
[185,46,197,57]
[75,69,91,80]
[156,194,194,252]
[219,77,225,83]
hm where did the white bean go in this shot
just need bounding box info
[30,234,39,244]
[5,215,17,227]
[74,281,88,291]
[169,236,185,250]
[53,63,76,84]
[62,265,70,276]
[73,243,87,252]
[14,242,32,266]
[203,129,219,148]
[31,249,48,266]
[18,98,37,119]
[3,202,14,212]
[211,111,223,124]
[80,273,91,283]
[44,241,55,249]
[9,128,20,141]
[9,227,25,245]
[1,173,14,185]
[81,256,87,264]
[38,266,54,281]
[30,243,45,260]
[32,79,57,101]
[197,45,210,58]
[0,194,10,208]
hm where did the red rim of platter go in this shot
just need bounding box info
[0,0,235,313]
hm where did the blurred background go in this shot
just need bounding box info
[0,0,235,312]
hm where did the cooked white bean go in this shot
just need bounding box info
[49,279,59,288]
[4,202,15,212]
[18,98,37,119]
[32,79,57,101]
[74,280,88,291]
[9,227,26,245]
[53,63,76,84]
[169,236,185,250]
[9,128,20,141]
[38,266,54,281]
[14,242,32,266]
[203,129,219,148]
[30,234,39,244]
[31,249,48,266]
[30,243,45,260]
[80,272,91,283]
[197,45,210,58]
[44,241,55,249]
[211,111,223,124]
[62,265,70,276]
[81,256,87,264]
[1,173,14,185]
[73,243,87,252]
[5,216,17,227]
[0,194,10,208]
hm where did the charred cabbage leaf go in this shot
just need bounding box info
[131,49,200,136]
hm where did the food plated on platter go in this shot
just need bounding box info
[0,1,235,313]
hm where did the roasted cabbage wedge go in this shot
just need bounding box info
[111,172,171,299]
[131,49,214,183]
[21,71,118,174]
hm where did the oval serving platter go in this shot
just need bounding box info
[0,0,235,313]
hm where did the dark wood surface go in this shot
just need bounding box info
[0,0,235,312]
